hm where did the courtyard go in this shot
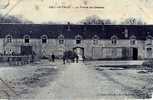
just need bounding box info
[0,60,152,100]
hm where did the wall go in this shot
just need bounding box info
[1,38,150,60]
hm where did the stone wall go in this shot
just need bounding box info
[1,38,152,60]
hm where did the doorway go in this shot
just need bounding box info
[122,48,129,60]
[21,46,33,55]
[73,47,84,60]
[133,48,138,60]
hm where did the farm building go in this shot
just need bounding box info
[0,24,153,60]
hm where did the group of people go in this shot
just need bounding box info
[49,51,85,64]
[63,52,79,64]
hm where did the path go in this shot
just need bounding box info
[32,62,138,100]
[0,60,152,100]
[34,62,101,99]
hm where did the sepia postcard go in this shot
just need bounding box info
[0,0,153,100]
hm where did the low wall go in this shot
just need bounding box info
[0,55,33,66]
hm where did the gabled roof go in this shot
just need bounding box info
[0,24,152,40]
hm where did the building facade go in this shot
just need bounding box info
[0,24,153,60]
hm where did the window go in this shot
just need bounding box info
[93,39,98,45]
[131,39,136,45]
[42,38,47,44]
[6,35,12,43]
[92,35,99,45]
[76,39,81,44]
[112,39,117,45]
[58,34,64,44]
[147,48,152,51]
[24,35,30,43]
[59,39,64,44]
[146,48,152,58]
[75,34,82,44]
[112,48,117,57]
[146,35,152,45]
[41,35,47,44]
[130,35,136,45]
[111,35,118,45]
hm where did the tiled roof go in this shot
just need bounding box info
[0,24,152,40]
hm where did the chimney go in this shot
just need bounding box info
[84,22,87,25]
[67,22,70,25]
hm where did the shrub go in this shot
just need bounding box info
[142,60,153,68]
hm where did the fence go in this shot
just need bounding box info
[0,55,32,66]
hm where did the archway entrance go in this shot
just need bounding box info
[73,47,84,60]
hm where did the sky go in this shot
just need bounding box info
[0,0,153,24]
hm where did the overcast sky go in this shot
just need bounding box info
[0,0,153,24]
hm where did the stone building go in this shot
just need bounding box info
[0,24,153,60]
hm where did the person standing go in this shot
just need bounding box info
[82,55,85,62]
[51,53,55,62]
[76,55,79,63]
[63,55,66,64]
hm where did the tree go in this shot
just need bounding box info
[42,21,60,24]
[79,15,115,25]
[121,17,146,25]
[0,14,33,23]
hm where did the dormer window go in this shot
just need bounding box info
[75,34,82,44]
[92,35,99,45]
[67,22,71,31]
[111,35,118,45]
[67,26,71,31]
[102,24,105,31]
[146,35,152,45]
[58,34,64,44]
[124,28,128,38]
[24,35,30,43]
[41,35,47,44]
[130,35,136,45]
[6,35,12,43]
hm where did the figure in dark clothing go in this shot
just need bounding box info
[82,55,85,62]
[51,54,55,62]
[76,55,79,63]
[71,51,76,63]
[63,55,66,64]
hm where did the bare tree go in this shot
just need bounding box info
[0,15,33,23]
[79,15,115,25]
[42,21,61,24]
[121,17,146,25]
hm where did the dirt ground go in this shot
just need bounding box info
[0,60,152,100]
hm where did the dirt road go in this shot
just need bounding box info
[30,62,153,100]
[1,61,151,100]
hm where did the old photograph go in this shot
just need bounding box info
[0,0,153,100]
